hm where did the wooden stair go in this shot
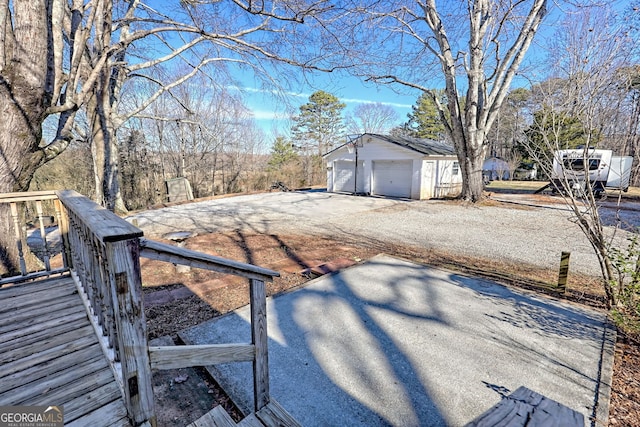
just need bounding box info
[0,275,131,426]
[188,400,301,427]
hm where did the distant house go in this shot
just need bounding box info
[482,157,511,181]
[323,133,462,200]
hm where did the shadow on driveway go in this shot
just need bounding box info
[179,255,614,427]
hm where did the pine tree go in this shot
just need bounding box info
[404,92,447,140]
[268,136,298,170]
[291,90,346,156]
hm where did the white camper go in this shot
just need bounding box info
[551,148,633,197]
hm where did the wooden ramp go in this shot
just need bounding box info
[188,399,301,427]
[0,274,131,426]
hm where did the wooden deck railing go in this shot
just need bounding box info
[0,190,69,284]
[1,190,280,426]
[140,238,279,413]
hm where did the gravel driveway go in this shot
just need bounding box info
[128,190,634,277]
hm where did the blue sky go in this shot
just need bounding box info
[233,75,420,137]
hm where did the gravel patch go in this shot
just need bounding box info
[128,191,637,278]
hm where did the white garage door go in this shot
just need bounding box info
[334,161,356,193]
[372,160,412,198]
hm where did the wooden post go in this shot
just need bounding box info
[9,202,27,275]
[250,278,270,411]
[558,251,570,293]
[106,238,156,427]
[54,199,72,270]
[35,200,51,271]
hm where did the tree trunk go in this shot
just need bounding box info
[0,1,49,274]
[459,143,487,202]
[87,83,127,214]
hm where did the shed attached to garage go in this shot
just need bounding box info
[323,133,462,199]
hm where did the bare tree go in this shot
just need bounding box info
[0,0,334,272]
[345,102,400,134]
[522,5,636,309]
[324,0,550,201]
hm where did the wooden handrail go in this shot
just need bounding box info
[0,190,59,202]
[140,237,277,412]
[139,238,279,282]
[57,190,143,242]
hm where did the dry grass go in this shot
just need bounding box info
[485,180,640,199]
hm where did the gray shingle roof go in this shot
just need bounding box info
[367,133,456,156]
[324,133,456,157]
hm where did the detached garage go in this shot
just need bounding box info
[324,133,462,200]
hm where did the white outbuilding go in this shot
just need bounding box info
[323,133,462,199]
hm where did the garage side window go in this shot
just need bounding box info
[452,161,460,175]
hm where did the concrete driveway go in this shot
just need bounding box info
[180,255,614,427]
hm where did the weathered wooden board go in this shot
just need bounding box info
[0,344,103,394]
[11,356,112,405]
[63,381,124,423]
[0,316,90,352]
[0,334,97,383]
[251,279,269,411]
[256,399,302,427]
[0,190,58,203]
[0,305,86,342]
[140,238,278,282]
[237,413,266,427]
[187,405,238,427]
[0,294,80,332]
[65,397,130,427]
[149,344,255,370]
[57,190,143,242]
[0,274,72,298]
[0,280,77,314]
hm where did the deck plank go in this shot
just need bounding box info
[10,355,112,405]
[0,295,83,333]
[188,405,237,427]
[0,275,132,426]
[0,344,104,394]
[256,399,302,427]
[63,381,124,423]
[0,275,72,298]
[0,317,91,354]
[238,413,266,427]
[0,305,86,342]
[0,280,77,313]
[0,332,96,378]
[65,398,130,427]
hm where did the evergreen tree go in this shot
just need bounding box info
[523,107,598,157]
[404,92,447,140]
[291,90,346,156]
[291,90,346,185]
[268,136,298,170]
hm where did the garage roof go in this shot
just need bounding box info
[324,133,456,157]
[370,134,456,156]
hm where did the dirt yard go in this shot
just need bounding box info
[141,231,640,426]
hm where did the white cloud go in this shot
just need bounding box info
[230,85,412,109]
[340,97,412,109]
[252,110,291,120]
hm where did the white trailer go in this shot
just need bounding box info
[549,148,633,197]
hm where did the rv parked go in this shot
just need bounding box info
[550,148,633,197]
